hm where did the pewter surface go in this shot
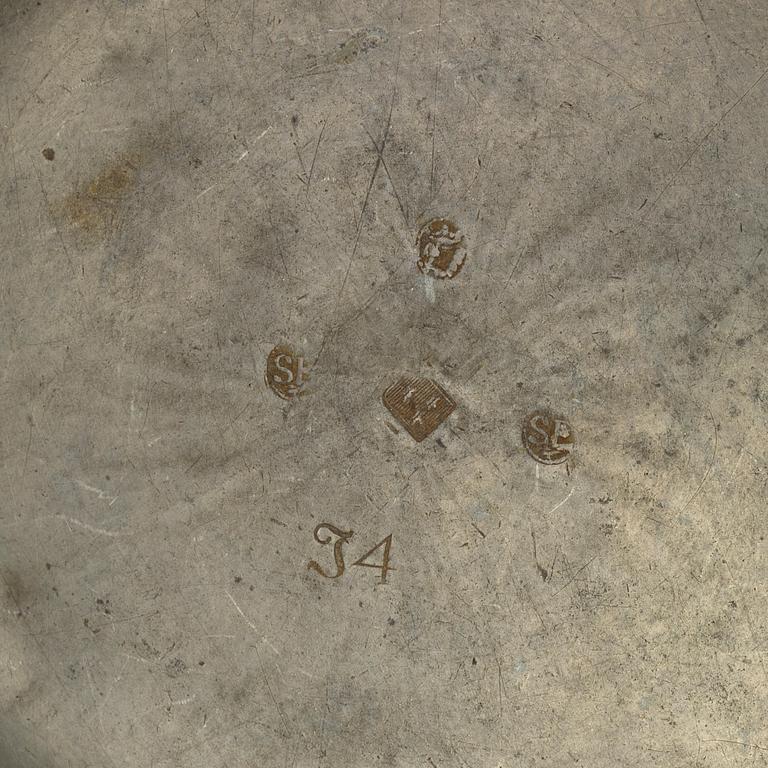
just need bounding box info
[1,2,767,767]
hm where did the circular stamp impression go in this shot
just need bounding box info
[522,410,575,465]
[416,218,466,279]
[265,345,310,401]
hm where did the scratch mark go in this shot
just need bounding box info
[312,87,397,368]
[224,590,259,632]
[680,407,718,513]
[700,739,767,751]
[262,636,280,655]
[23,421,33,475]
[693,0,706,24]
[297,668,316,679]
[5,96,23,235]
[184,455,203,474]
[430,0,443,195]
[581,56,644,93]
[254,644,290,736]
[77,480,119,506]
[58,516,121,537]
[496,656,506,716]
[530,528,548,581]
[251,0,256,50]
[552,555,597,596]
[364,126,408,224]
[292,122,309,180]
[169,694,196,706]
[546,486,574,515]
[523,584,547,630]
[306,119,326,196]
[501,248,525,295]
[161,7,182,143]
[649,63,768,212]
[339,92,394,293]
[24,610,159,639]
[421,273,436,303]
[31,162,78,279]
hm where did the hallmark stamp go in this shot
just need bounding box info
[522,409,575,465]
[265,345,310,400]
[382,377,456,442]
[416,218,466,279]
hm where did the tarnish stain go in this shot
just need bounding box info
[60,154,140,236]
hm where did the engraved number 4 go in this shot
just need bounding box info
[351,534,394,584]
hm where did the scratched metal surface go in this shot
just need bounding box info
[2,1,768,766]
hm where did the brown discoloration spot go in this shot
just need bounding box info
[382,377,456,442]
[60,154,140,235]
[331,28,387,64]
[522,409,575,465]
[265,345,310,401]
[416,218,466,279]
[42,147,55,161]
